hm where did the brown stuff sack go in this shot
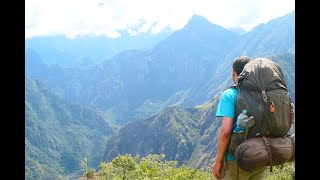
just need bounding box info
[235,136,294,172]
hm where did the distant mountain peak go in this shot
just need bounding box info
[185,14,214,28]
[189,14,209,22]
[182,14,233,35]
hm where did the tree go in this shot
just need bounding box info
[139,154,177,178]
[111,154,139,180]
[86,168,95,179]
[80,156,88,179]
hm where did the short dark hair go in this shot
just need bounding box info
[232,56,251,75]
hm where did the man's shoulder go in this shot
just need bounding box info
[219,88,238,102]
[222,86,238,96]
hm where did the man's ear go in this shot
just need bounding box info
[232,70,237,78]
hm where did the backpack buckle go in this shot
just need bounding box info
[262,90,268,102]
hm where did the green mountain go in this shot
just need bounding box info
[102,98,219,167]
[25,76,118,179]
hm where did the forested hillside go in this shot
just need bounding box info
[25,76,118,179]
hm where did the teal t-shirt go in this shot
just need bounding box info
[216,87,238,161]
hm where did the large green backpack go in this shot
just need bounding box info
[228,58,294,155]
[237,58,294,137]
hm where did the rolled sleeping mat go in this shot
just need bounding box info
[235,135,294,172]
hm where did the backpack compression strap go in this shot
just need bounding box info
[223,84,237,91]
[262,137,273,172]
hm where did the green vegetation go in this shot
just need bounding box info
[94,154,295,180]
[97,154,214,180]
[86,169,95,179]
[265,162,295,180]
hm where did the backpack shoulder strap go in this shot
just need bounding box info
[224,84,237,91]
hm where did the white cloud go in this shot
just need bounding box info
[25,0,295,39]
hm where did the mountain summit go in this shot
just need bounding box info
[183,14,237,36]
[185,14,215,28]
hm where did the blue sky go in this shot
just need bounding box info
[25,0,295,39]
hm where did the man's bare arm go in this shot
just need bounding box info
[212,117,233,179]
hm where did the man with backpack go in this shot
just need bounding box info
[211,56,265,179]
[211,56,294,179]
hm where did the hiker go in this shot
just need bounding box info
[211,56,265,180]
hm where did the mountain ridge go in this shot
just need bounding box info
[25,76,118,179]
